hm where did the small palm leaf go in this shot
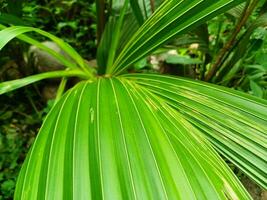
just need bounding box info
[109,0,245,74]
[0,26,92,75]
[0,70,89,95]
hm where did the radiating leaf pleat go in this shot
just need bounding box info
[15,76,251,199]
[123,73,267,189]
[72,82,93,200]
[14,84,82,199]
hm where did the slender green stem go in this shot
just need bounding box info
[55,77,67,103]
[150,0,155,13]
[142,0,148,19]
[26,88,42,119]
[96,0,106,45]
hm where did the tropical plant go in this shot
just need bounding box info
[0,0,266,199]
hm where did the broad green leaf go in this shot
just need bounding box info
[15,77,251,199]
[109,0,246,74]
[0,70,88,95]
[123,73,267,189]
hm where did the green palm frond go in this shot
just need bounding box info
[15,77,253,199]
[0,0,266,199]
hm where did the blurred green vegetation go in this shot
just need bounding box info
[0,89,55,199]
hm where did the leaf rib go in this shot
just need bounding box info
[109,79,137,199]
[121,79,169,200]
